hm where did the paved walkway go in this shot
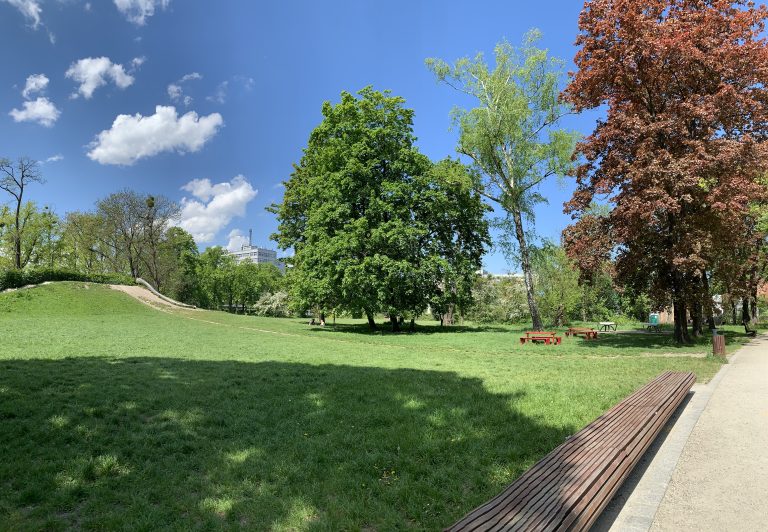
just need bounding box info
[650,335,768,530]
[595,335,768,531]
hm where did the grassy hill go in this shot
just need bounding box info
[0,282,736,530]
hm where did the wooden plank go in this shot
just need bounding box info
[529,373,694,531]
[504,373,693,531]
[448,374,677,530]
[446,372,695,532]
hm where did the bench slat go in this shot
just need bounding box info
[452,374,678,530]
[531,373,694,531]
[455,373,680,529]
[446,371,695,531]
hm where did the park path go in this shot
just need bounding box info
[650,335,768,531]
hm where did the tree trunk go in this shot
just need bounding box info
[511,209,543,330]
[701,271,716,330]
[672,272,691,344]
[444,304,454,326]
[741,298,750,324]
[409,318,415,332]
[673,298,690,344]
[691,300,703,338]
[365,309,377,330]
[751,286,759,323]
[389,313,401,332]
[14,196,21,269]
[731,299,737,325]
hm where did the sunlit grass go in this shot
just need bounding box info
[0,282,742,529]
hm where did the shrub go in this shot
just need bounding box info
[252,291,292,317]
[0,268,134,291]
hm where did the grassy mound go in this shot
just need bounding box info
[0,283,733,529]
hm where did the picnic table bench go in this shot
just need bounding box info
[598,322,616,332]
[644,322,662,333]
[520,331,562,345]
[565,327,598,340]
[446,371,696,531]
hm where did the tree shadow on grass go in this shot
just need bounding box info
[306,321,512,336]
[592,329,754,351]
[0,358,573,530]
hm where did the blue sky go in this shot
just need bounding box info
[2,0,603,273]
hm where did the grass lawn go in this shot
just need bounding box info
[0,282,751,530]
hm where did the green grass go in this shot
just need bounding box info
[0,282,749,530]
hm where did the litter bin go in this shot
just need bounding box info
[712,330,726,357]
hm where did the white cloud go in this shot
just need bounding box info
[177,175,257,243]
[207,76,255,104]
[65,56,142,99]
[44,154,64,163]
[113,0,169,25]
[207,81,228,104]
[9,97,60,127]
[21,73,48,98]
[168,72,201,106]
[2,0,42,29]
[225,229,249,252]
[87,105,223,165]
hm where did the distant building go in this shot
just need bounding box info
[227,229,285,271]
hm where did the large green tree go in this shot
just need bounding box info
[427,30,579,330]
[271,87,489,331]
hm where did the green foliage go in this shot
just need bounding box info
[158,227,199,303]
[0,267,133,291]
[233,263,284,311]
[465,275,530,324]
[427,31,580,330]
[271,87,489,329]
[531,242,581,327]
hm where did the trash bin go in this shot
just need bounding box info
[712,331,726,357]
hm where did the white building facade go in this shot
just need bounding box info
[228,245,285,271]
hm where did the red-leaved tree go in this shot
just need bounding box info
[564,0,768,343]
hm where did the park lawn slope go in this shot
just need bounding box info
[1,283,725,530]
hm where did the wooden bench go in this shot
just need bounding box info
[446,371,696,531]
[520,332,562,345]
[565,327,598,340]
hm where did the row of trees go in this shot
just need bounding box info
[6,1,768,340]
[0,158,285,314]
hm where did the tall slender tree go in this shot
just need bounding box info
[427,30,578,330]
[0,157,44,269]
[564,0,768,343]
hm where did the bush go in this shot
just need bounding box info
[0,268,134,291]
[252,291,292,317]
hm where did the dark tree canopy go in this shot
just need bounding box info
[271,87,490,331]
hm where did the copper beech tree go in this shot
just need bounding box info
[563,0,768,343]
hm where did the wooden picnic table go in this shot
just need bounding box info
[566,327,599,340]
[520,331,562,345]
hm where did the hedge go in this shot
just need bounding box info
[0,268,134,291]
